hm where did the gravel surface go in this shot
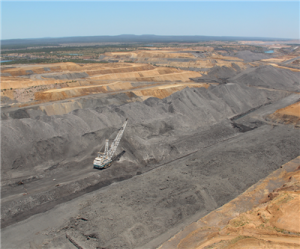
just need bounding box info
[42,72,89,80]
[1,65,300,248]
[190,64,241,83]
[2,124,299,249]
[1,83,286,180]
[230,65,300,92]
[233,50,274,62]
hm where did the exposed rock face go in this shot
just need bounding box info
[0,62,202,105]
[159,157,300,249]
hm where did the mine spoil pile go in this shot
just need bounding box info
[159,157,300,249]
[1,49,300,249]
[0,61,203,105]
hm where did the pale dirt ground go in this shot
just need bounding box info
[159,157,300,249]
[267,101,300,127]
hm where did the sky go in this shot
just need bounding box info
[1,1,299,40]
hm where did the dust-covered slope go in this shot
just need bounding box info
[233,50,274,62]
[191,64,241,84]
[1,77,299,248]
[2,125,299,249]
[1,83,287,180]
[1,82,290,229]
[230,65,300,92]
[159,157,300,249]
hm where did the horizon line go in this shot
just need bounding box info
[2,0,299,2]
[2,34,298,42]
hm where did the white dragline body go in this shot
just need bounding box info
[93,119,127,169]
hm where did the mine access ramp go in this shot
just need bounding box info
[93,119,127,169]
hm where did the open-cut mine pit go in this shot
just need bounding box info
[159,156,300,249]
[1,45,300,249]
[267,102,300,127]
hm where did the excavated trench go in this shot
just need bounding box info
[1,65,300,248]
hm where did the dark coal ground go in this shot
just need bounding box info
[1,65,300,249]
[43,125,299,249]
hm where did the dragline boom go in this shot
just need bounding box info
[93,119,127,169]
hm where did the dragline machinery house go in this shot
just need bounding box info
[93,119,128,169]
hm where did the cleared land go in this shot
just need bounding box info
[159,157,300,249]
[267,102,300,126]
[1,62,203,106]
[1,44,300,249]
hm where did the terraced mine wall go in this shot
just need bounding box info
[1,62,203,105]
[2,47,300,248]
[1,92,140,117]
[1,83,288,180]
[1,82,295,229]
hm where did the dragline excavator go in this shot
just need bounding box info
[93,119,127,169]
